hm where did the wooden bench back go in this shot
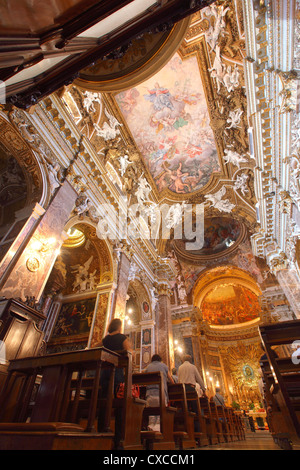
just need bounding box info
[259,320,300,441]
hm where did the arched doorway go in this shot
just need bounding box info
[191,266,266,417]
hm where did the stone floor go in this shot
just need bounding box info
[200,431,282,450]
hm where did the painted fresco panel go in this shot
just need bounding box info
[52,296,96,339]
[116,53,220,194]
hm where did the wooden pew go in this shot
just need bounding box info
[259,320,300,450]
[167,383,197,449]
[131,371,177,449]
[209,400,226,443]
[225,407,243,441]
[260,357,299,449]
[184,386,209,446]
[66,350,146,450]
[211,400,234,443]
[0,347,145,450]
[113,351,146,450]
[199,395,219,445]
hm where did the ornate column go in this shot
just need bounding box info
[0,181,77,300]
[155,283,174,369]
[139,292,157,371]
[108,242,133,329]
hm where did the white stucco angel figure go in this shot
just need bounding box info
[176,276,187,302]
[205,186,236,213]
[150,287,158,312]
[74,194,91,216]
[136,176,152,205]
[47,161,62,195]
[223,64,240,93]
[204,4,230,52]
[71,256,93,292]
[226,108,243,129]
[208,45,226,93]
[165,203,186,229]
[83,91,102,113]
[119,154,133,176]
[224,148,248,168]
[93,108,122,141]
[234,173,249,196]
[128,262,139,281]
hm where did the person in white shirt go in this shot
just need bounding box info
[178,355,206,434]
[178,355,206,393]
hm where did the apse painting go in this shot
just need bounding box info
[116,53,220,193]
[201,285,261,326]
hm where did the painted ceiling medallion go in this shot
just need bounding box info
[26,257,40,272]
[173,216,244,261]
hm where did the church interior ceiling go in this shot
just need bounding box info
[61,0,256,238]
[52,0,289,326]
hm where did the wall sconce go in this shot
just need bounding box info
[26,236,58,272]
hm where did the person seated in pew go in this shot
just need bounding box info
[96,318,133,449]
[172,368,179,383]
[178,355,206,394]
[178,355,206,432]
[213,388,225,408]
[144,354,174,431]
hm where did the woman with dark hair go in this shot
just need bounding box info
[97,317,132,449]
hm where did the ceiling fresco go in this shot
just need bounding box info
[115,52,220,194]
[201,284,262,326]
[173,216,242,259]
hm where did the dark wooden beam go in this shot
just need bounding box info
[4,0,215,109]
